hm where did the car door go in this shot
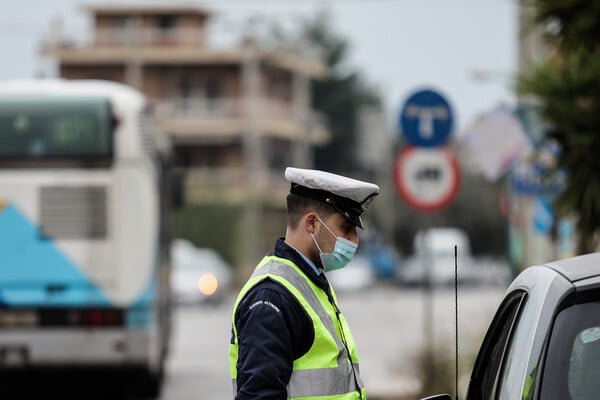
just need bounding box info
[466,290,527,400]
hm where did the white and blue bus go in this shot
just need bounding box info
[0,79,175,397]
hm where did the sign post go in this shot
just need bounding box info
[396,87,458,363]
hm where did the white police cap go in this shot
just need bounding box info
[285,167,380,229]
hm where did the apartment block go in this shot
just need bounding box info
[42,4,329,206]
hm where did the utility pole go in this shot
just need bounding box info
[126,16,143,90]
[291,71,310,168]
[240,45,264,280]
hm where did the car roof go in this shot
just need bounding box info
[544,252,600,285]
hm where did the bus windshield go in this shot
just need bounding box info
[0,96,113,161]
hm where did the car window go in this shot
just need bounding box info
[540,301,600,400]
[496,295,530,400]
[467,291,527,400]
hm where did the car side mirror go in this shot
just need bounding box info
[420,395,452,400]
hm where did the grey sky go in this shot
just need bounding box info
[0,0,518,133]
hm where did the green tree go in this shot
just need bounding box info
[528,0,600,50]
[260,9,382,174]
[302,11,381,174]
[518,0,600,253]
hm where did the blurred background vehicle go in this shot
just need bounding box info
[363,234,402,281]
[326,254,377,292]
[398,228,473,286]
[397,227,508,287]
[170,239,233,305]
[0,80,175,399]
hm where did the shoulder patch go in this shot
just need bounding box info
[249,300,281,313]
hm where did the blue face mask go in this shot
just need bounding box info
[311,216,358,272]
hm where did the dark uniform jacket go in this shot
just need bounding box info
[232,237,338,400]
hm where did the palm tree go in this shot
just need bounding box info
[518,0,600,252]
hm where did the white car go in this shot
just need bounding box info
[326,255,376,292]
[424,252,600,400]
[398,228,488,287]
[170,239,233,304]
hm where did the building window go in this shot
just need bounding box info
[206,79,221,100]
[206,79,221,112]
[158,15,176,30]
[111,16,131,45]
[178,79,191,113]
[267,139,290,171]
[157,14,177,45]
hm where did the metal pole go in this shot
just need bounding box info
[126,17,143,90]
[240,46,264,279]
[420,227,434,365]
[292,71,310,168]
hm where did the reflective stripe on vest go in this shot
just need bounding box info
[230,255,365,399]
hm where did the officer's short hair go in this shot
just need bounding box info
[286,193,335,230]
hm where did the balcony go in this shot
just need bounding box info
[40,26,242,68]
[41,24,327,78]
[151,97,329,145]
[94,27,205,48]
[185,167,289,205]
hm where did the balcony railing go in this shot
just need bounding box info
[152,97,325,126]
[153,98,243,120]
[185,167,289,205]
[40,23,327,78]
[95,27,205,47]
[41,27,207,50]
[185,167,245,203]
[152,96,328,143]
[152,97,314,120]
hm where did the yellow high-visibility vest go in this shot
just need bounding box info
[230,255,366,399]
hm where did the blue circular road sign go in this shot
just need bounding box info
[398,88,454,147]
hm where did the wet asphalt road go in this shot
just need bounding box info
[160,283,505,400]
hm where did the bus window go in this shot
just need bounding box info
[0,96,113,161]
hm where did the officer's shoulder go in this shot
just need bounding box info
[244,277,291,299]
[239,277,301,311]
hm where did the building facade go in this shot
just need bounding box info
[42,4,329,271]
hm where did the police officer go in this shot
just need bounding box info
[229,167,380,399]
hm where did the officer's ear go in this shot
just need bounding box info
[305,212,318,234]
